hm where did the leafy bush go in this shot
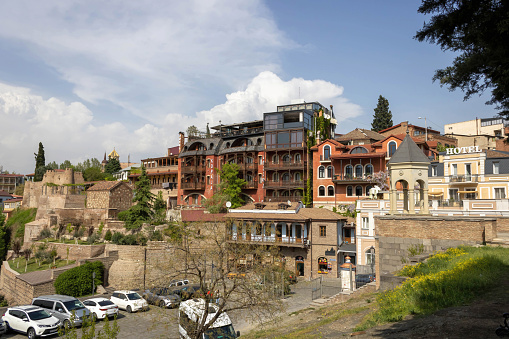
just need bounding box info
[104,230,112,241]
[0,294,8,307]
[73,227,85,239]
[111,232,147,246]
[150,230,163,241]
[39,228,52,240]
[87,233,101,244]
[54,261,104,297]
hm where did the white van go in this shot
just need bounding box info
[178,298,239,338]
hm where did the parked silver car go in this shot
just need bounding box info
[143,287,180,308]
[32,295,90,328]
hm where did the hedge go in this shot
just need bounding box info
[54,261,104,297]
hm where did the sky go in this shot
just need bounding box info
[0,0,499,174]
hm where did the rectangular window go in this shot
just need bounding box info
[449,188,459,201]
[277,132,290,145]
[495,187,506,199]
[320,226,326,237]
[493,162,500,174]
[362,217,369,229]
[431,166,437,177]
[451,164,458,176]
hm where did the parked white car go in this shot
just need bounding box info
[110,291,148,313]
[82,298,119,320]
[2,305,60,339]
[169,279,189,288]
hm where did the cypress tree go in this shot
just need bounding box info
[371,95,393,132]
[34,142,46,181]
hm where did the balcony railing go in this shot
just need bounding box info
[264,180,304,188]
[264,161,306,169]
[320,155,331,161]
[263,196,302,202]
[216,126,264,138]
[180,182,206,190]
[181,165,206,173]
[449,175,478,183]
[332,174,372,182]
[429,199,465,208]
[265,142,305,150]
[244,180,258,189]
[227,233,308,247]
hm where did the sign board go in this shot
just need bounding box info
[446,146,481,155]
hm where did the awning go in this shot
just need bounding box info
[428,192,444,196]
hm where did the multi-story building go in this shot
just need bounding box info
[263,102,335,202]
[225,202,347,278]
[178,120,265,206]
[0,174,24,194]
[444,117,508,150]
[131,146,179,208]
[379,121,457,148]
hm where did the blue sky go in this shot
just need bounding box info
[0,0,498,173]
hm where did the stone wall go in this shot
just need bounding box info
[375,215,497,289]
[310,220,340,279]
[32,242,106,261]
[105,244,146,289]
[495,217,509,234]
[86,184,132,211]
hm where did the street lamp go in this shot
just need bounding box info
[418,117,427,142]
[369,246,375,279]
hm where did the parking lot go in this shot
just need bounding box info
[0,279,317,338]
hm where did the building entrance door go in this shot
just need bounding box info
[295,256,304,276]
[344,229,352,243]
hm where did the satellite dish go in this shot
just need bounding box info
[226,201,232,208]
[287,200,292,206]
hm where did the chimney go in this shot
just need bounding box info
[179,132,185,153]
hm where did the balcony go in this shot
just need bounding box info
[226,233,308,248]
[264,161,306,170]
[332,174,372,183]
[264,180,304,188]
[181,165,206,174]
[244,180,258,189]
[265,142,305,150]
[320,155,331,162]
[449,175,479,183]
[216,126,264,138]
[180,182,206,190]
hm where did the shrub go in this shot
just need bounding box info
[104,230,112,241]
[87,233,100,244]
[150,230,163,241]
[73,227,85,239]
[111,232,147,246]
[111,232,124,244]
[0,294,8,307]
[98,222,104,235]
[39,228,52,240]
[54,261,104,297]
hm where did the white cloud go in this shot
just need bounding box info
[0,72,362,173]
[0,0,291,122]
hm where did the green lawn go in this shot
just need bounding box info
[8,257,76,274]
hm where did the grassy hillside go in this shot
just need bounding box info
[5,208,37,244]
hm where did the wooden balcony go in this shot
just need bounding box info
[264,180,304,188]
[244,180,258,189]
[226,233,308,248]
[180,182,206,190]
[181,165,206,174]
[264,161,306,170]
[332,174,372,183]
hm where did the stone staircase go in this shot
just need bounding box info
[490,232,509,247]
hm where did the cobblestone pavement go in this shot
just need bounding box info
[1,279,321,338]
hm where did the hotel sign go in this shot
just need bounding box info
[446,146,481,155]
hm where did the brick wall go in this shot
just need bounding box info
[310,221,339,279]
[110,185,132,211]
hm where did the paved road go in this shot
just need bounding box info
[1,280,319,338]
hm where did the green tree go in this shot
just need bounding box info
[118,166,155,230]
[415,0,509,116]
[371,95,393,132]
[34,142,46,181]
[46,161,59,170]
[186,125,200,138]
[104,157,121,175]
[153,191,167,224]
[206,123,211,138]
[59,160,73,169]
[83,167,106,181]
[205,163,246,213]
[0,214,8,262]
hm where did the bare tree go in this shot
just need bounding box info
[160,220,286,339]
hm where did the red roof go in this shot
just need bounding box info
[87,181,127,191]
[181,209,226,222]
[4,198,22,203]
[0,190,12,197]
[0,173,24,177]
[168,146,180,155]
[378,122,440,135]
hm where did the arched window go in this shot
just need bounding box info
[294,172,302,181]
[246,157,254,163]
[273,172,279,182]
[366,185,373,196]
[323,145,331,160]
[327,166,333,178]
[355,186,363,196]
[327,186,334,196]
[347,186,353,196]
[318,186,325,196]
[365,164,374,176]
[365,249,374,265]
[282,173,290,182]
[272,191,279,197]
[209,143,214,149]
[318,166,325,178]
[355,165,363,178]
[257,138,262,145]
[345,165,353,178]
[388,141,397,157]
[295,153,302,163]
[282,154,291,163]
[272,154,279,164]
[350,146,368,154]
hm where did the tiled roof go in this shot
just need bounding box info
[0,173,24,177]
[0,190,12,197]
[181,209,226,222]
[87,181,124,191]
[387,134,431,164]
[335,128,385,142]
[486,150,509,158]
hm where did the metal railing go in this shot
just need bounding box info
[181,165,206,173]
[264,180,304,188]
[227,233,308,246]
[429,199,465,207]
[263,196,302,202]
[264,161,306,169]
[449,174,478,182]
[333,174,372,182]
[180,182,206,190]
[320,155,331,161]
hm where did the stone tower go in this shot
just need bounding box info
[387,133,431,214]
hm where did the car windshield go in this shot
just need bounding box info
[63,300,85,311]
[98,300,115,307]
[28,309,52,321]
[127,293,142,300]
[159,288,168,295]
[203,324,236,339]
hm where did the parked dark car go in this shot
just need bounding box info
[355,274,375,286]
[143,287,180,308]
